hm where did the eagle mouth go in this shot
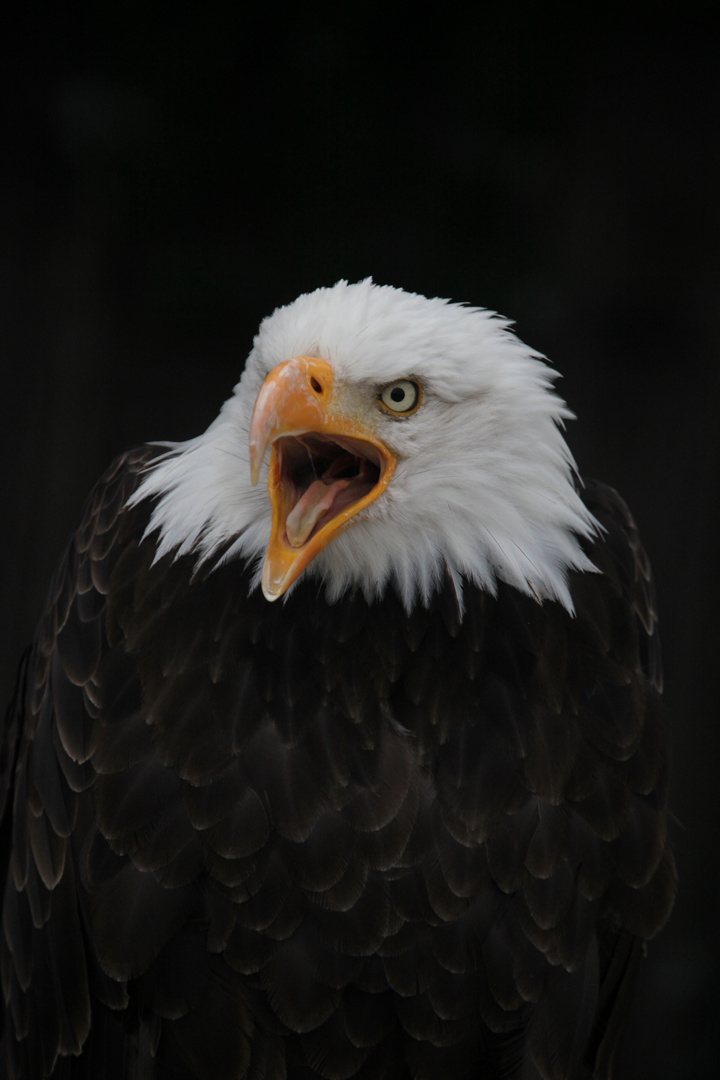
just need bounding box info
[250,354,397,599]
[275,433,384,548]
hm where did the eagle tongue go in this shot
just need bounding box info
[286,478,351,548]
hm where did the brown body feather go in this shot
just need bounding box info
[0,447,675,1079]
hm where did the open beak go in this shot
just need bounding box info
[249,356,395,600]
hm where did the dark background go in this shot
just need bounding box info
[1,4,718,1076]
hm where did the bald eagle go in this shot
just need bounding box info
[0,281,674,1080]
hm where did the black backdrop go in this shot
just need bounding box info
[1,5,718,1077]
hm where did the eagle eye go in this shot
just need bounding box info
[379,379,422,416]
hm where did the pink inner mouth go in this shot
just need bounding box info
[286,478,352,547]
[275,433,383,547]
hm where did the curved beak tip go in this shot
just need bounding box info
[249,432,269,487]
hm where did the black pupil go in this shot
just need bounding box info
[390,386,406,403]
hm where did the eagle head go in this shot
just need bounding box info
[132,280,598,611]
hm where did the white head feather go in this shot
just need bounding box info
[129,280,598,612]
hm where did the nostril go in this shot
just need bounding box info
[310,376,323,395]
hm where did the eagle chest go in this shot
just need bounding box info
[88,554,604,1039]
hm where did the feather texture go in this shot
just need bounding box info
[0,447,674,1079]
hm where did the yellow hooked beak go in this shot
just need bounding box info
[249,356,395,600]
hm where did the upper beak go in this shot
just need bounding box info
[249,356,395,600]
